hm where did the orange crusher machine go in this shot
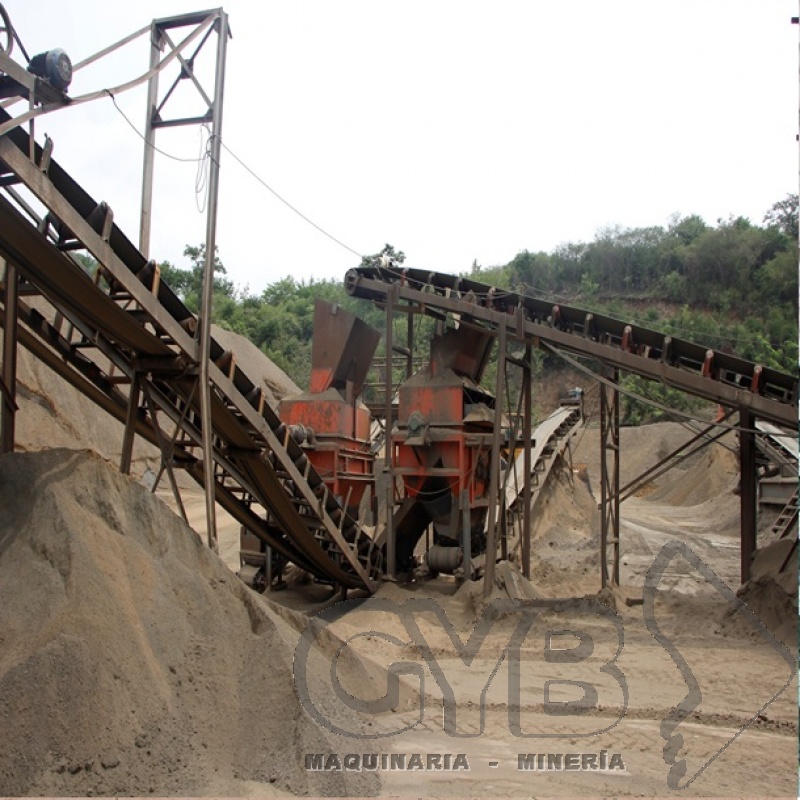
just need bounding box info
[385,324,498,580]
[238,300,380,590]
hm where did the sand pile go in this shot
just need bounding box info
[212,325,300,407]
[728,538,797,646]
[2,319,298,464]
[645,443,738,506]
[0,449,377,797]
[573,421,721,496]
[527,466,599,596]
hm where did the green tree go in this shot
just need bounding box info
[160,244,233,312]
[763,193,798,240]
[360,243,406,267]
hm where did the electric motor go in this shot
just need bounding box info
[27,48,72,92]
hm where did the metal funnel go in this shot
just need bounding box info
[430,326,494,383]
[309,299,381,396]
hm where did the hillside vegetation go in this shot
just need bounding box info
[156,196,798,425]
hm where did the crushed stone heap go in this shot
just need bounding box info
[0,448,376,797]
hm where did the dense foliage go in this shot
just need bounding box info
[156,197,798,424]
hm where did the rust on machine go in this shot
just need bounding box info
[280,300,380,517]
[308,299,380,397]
[389,323,499,578]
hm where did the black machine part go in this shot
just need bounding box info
[27,48,72,91]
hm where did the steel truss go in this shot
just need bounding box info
[345,265,799,586]
[0,105,381,590]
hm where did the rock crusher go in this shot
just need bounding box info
[388,324,499,579]
[239,300,380,590]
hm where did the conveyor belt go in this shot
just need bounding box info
[345,265,798,428]
[755,420,799,463]
[0,112,381,590]
[502,404,584,564]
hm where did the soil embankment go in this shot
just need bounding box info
[0,449,376,797]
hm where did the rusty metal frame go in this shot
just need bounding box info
[483,317,507,596]
[383,284,397,578]
[599,369,621,588]
[739,407,757,583]
[345,267,797,427]
[494,346,532,576]
[521,345,532,578]
[346,266,798,588]
[0,113,379,591]
[0,257,18,453]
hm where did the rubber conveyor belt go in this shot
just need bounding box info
[0,111,381,590]
[345,266,798,429]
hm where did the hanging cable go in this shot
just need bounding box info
[106,90,206,163]
[218,140,365,260]
[194,124,212,213]
[106,90,367,260]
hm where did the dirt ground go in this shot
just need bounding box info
[180,417,797,797]
[0,324,796,797]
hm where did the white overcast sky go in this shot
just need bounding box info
[4,1,797,293]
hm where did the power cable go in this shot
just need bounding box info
[106,91,206,163]
[218,140,365,260]
[106,93,366,261]
[194,124,211,213]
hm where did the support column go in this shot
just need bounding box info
[1,258,18,454]
[484,318,507,597]
[406,310,414,380]
[461,489,471,580]
[139,22,163,258]
[739,407,757,584]
[120,371,142,475]
[521,344,532,578]
[197,11,230,554]
[384,285,397,579]
[600,369,620,588]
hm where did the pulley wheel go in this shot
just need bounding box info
[0,4,13,56]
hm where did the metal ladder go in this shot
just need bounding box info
[771,487,799,540]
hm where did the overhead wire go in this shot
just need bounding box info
[218,140,365,260]
[194,124,212,213]
[106,91,207,163]
[105,92,367,262]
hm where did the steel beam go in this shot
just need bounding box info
[739,407,758,583]
[138,22,163,258]
[484,318,506,596]
[120,371,141,474]
[197,9,229,554]
[140,382,189,524]
[1,257,18,453]
[384,284,397,579]
[522,345,532,579]
[600,370,620,588]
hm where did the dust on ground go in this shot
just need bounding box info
[2,322,796,796]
